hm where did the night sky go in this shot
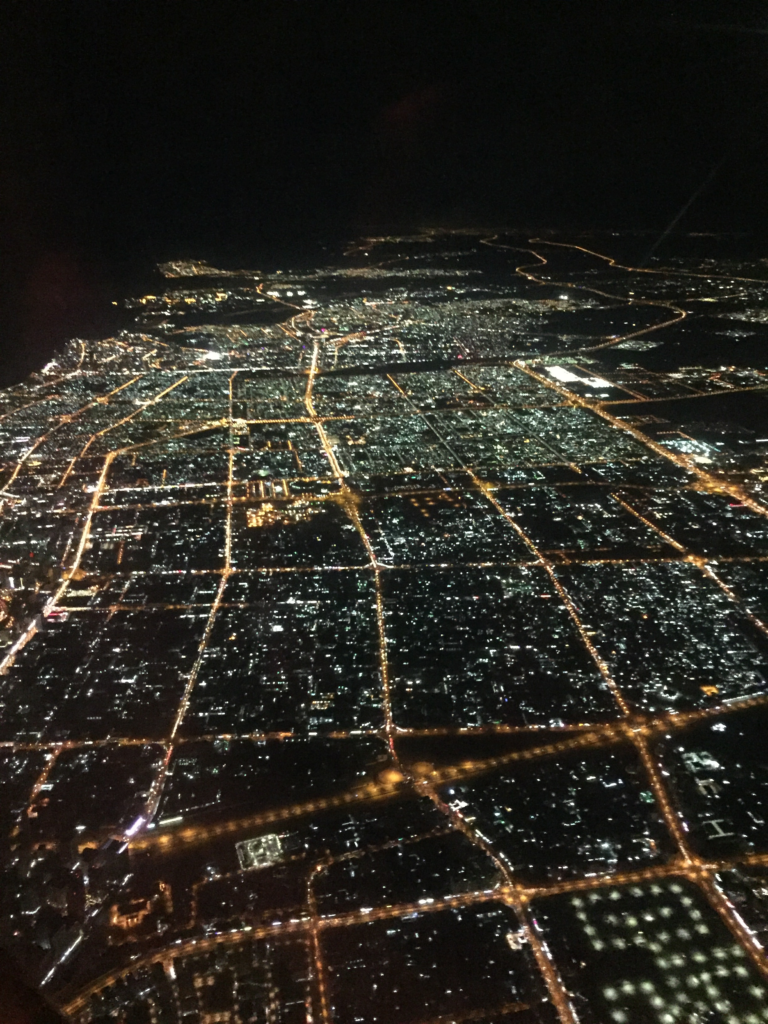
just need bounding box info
[1,0,767,383]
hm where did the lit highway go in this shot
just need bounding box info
[3,233,768,1023]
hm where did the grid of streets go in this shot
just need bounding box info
[2,234,768,1023]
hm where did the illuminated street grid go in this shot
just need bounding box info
[1,235,768,1022]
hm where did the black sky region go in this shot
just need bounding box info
[1,0,767,384]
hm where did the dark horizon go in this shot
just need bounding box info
[2,0,768,382]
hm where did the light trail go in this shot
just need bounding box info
[309,887,331,1024]
[411,1002,532,1024]
[3,688,764,759]
[700,561,768,637]
[510,899,579,1024]
[305,340,396,748]
[520,859,691,899]
[430,727,624,784]
[139,373,239,832]
[527,236,768,287]
[37,373,195,620]
[14,746,64,841]
[696,871,768,980]
[514,359,768,520]
[433,780,580,1024]
[129,778,405,854]
[60,887,514,1015]
[50,451,116,609]
[384,371,633,718]
[470,474,633,717]
[601,381,768,407]
[0,394,61,428]
[55,374,146,488]
[480,237,689,356]
[75,374,190,461]
[1,373,144,494]
[633,730,692,861]
[60,841,768,1017]
[608,491,686,553]
[0,617,40,678]
[613,491,768,636]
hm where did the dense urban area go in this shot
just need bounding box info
[2,231,768,1024]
